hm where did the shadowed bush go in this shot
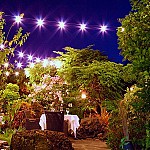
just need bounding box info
[10,130,74,150]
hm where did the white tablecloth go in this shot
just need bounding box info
[64,115,80,138]
[39,114,80,137]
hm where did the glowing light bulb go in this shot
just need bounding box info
[28,55,33,61]
[15,15,22,23]
[42,59,49,67]
[37,19,44,26]
[15,72,19,76]
[53,60,62,68]
[81,92,86,99]
[17,62,22,68]
[0,44,4,49]
[24,69,30,77]
[80,23,86,31]
[4,62,9,68]
[35,57,41,63]
[5,71,10,76]
[58,21,65,29]
[18,52,24,58]
[29,62,35,68]
[121,27,125,32]
[100,25,107,32]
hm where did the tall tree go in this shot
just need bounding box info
[57,46,125,107]
[117,0,150,148]
[117,0,150,83]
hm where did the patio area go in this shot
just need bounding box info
[70,138,110,150]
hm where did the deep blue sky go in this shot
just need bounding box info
[1,0,131,64]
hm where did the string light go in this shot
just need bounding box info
[121,27,125,32]
[18,52,24,58]
[29,62,35,68]
[28,54,33,61]
[42,59,49,67]
[80,23,86,31]
[37,19,44,26]
[35,57,41,63]
[4,62,9,68]
[0,44,4,49]
[2,13,121,69]
[15,72,19,76]
[58,21,65,29]
[100,25,107,32]
[5,71,10,76]
[53,60,62,68]
[14,15,22,23]
[16,62,22,68]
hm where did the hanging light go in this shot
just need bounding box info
[0,44,4,49]
[80,23,87,31]
[4,62,9,68]
[16,62,22,68]
[5,71,10,76]
[37,19,44,26]
[18,52,24,58]
[58,21,65,29]
[15,72,19,76]
[100,25,107,32]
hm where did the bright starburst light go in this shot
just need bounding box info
[18,52,24,58]
[100,25,107,32]
[58,21,65,29]
[42,59,49,67]
[37,19,44,26]
[29,62,35,68]
[5,71,10,76]
[28,55,33,61]
[16,62,22,68]
[80,23,86,31]
[14,15,22,23]
[35,57,41,63]
[0,44,4,49]
[4,62,9,68]
[15,72,19,76]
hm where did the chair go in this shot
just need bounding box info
[45,111,64,132]
[25,118,41,130]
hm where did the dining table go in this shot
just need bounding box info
[39,113,80,138]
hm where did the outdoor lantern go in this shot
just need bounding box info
[81,91,86,99]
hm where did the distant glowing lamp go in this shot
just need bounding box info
[35,57,41,63]
[28,55,33,61]
[49,60,54,66]
[130,86,134,91]
[0,44,4,49]
[81,91,86,99]
[100,25,107,32]
[15,15,22,23]
[53,60,62,68]
[80,23,86,31]
[17,62,22,68]
[5,71,10,76]
[18,52,24,58]
[42,59,49,67]
[37,19,44,26]
[29,62,35,68]
[15,72,19,76]
[24,69,30,77]
[4,62,9,68]
[121,27,125,32]
[58,21,65,29]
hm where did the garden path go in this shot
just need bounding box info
[70,138,111,150]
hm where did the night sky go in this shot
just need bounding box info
[1,0,131,64]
